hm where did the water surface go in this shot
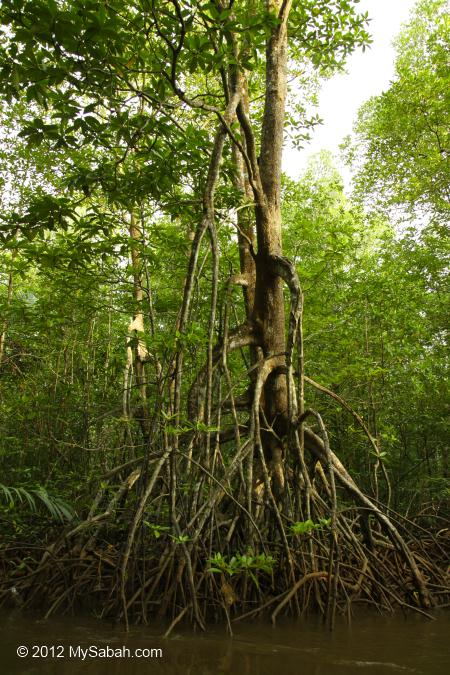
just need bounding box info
[1,609,449,674]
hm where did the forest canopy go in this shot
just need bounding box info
[0,0,448,626]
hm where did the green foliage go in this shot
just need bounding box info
[143,522,170,539]
[0,483,75,522]
[283,151,448,506]
[346,0,449,222]
[0,0,446,557]
[207,552,276,586]
[290,518,331,536]
[171,533,191,544]
[143,522,190,544]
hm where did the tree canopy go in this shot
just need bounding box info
[347,0,449,223]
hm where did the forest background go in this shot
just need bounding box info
[0,0,448,627]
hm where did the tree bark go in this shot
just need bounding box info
[127,211,150,444]
[250,0,293,495]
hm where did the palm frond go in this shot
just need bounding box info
[0,483,74,522]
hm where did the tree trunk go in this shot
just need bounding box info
[250,0,292,495]
[128,211,150,445]
[0,259,14,369]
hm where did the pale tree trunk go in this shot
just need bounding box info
[127,211,150,445]
[0,259,14,368]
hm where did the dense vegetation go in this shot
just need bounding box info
[0,0,448,629]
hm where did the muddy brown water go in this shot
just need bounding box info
[1,610,449,674]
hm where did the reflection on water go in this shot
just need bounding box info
[1,609,449,675]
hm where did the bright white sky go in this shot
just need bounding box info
[284,0,418,185]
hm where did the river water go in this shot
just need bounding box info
[1,609,449,674]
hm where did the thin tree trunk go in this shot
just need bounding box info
[0,260,14,368]
[128,211,149,444]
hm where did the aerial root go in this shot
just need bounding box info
[0,398,448,625]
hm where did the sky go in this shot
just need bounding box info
[284,0,418,185]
